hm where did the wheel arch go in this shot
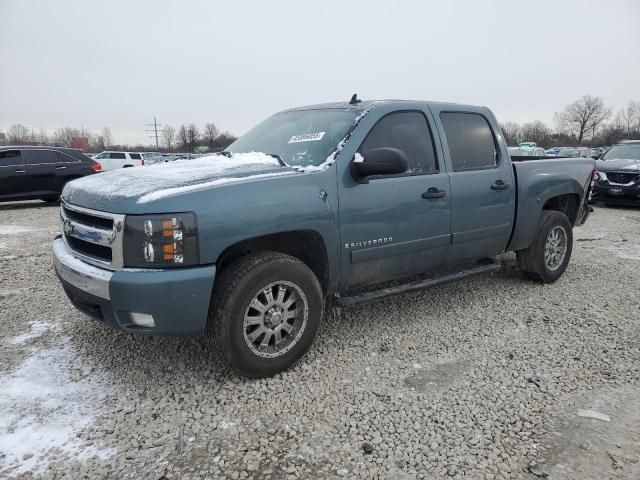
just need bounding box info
[542,193,581,225]
[216,230,331,294]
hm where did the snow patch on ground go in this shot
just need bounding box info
[6,321,57,345]
[0,326,112,476]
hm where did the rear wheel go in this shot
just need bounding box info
[516,210,573,283]
[210,252,323,378]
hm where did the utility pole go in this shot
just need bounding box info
[145,117,162,150]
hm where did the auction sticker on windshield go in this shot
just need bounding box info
[288,132,326,143]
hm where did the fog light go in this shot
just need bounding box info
[129,312,155,328]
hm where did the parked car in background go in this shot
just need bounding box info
[53,98,593,377]
[592,140,640,206]
[554,147,593,158]
[142,152,168,165]
[590,147,606,158]
[93,151,145,171]
[508,146,547,157]
[0,146,100,203]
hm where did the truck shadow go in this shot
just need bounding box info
[0,200,59,211]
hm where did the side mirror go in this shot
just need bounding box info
[351,147,408,183]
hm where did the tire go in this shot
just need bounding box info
[210,252,323,378]
[516,210,573,283]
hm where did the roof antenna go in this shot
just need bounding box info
[349,93,361,105]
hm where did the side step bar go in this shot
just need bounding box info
[334,259,502,308]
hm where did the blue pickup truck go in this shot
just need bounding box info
[53,98,594,377]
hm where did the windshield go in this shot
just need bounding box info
[225,109,358,167]
[601,144,640,161]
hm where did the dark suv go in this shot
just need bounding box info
[0,146,101,203]
[593,140,640,206]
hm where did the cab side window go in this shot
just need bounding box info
[0,150,22,167]
[440,112,497,171]
[130,153,142,160]
[25,150,60,164]
[358,111,438,175]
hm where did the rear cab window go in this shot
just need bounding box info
[440,112,497,171]
[358,111,438,176]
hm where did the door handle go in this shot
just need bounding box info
[422,187,447,199]
[56,166,67,170]
[491,180,510,190]
[14,169,26,173]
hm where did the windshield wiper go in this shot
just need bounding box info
[265,153,289,167]
[221,150,288,167]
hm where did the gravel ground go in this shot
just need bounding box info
[0,200,639,479]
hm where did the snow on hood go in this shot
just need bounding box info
[595,158,640,172]
[63,152,296,205]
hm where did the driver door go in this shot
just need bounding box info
[337,109,451,290]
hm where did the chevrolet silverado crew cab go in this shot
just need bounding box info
[53,98,594,377]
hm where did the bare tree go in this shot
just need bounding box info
[187,124,199,152]
[7,124,31,144]
[499,122,521,146]
[520,121,551,146]
[53,127,81,147]
[618,101,640,136]
[554,95,611,144]
[101,127,112,148]
[162,125,176,151]
[211,131,238,150]
[203,122,219,150]
[34,128,50,145]
[177,125,189,152]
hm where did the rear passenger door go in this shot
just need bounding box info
[436,110,516,263]
[24,149,62,193]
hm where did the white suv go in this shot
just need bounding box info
[92,151,145,171]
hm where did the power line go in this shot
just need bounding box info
[145,117,162,150]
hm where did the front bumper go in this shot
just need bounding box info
[53,236,216,335]
[592,183,640,205]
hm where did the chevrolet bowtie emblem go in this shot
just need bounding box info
[63,219,74,236]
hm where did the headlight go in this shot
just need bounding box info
[594,171,607,182]
[123,213,198,268]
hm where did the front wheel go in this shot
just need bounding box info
[210,252,323,378]
[516,210,573,283]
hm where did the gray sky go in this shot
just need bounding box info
[1,0,639,146]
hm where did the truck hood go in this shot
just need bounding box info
[62,152,300,212]
[595,158,640,172]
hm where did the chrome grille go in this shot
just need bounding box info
[607,172,639,185]
[60,202,125,269]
